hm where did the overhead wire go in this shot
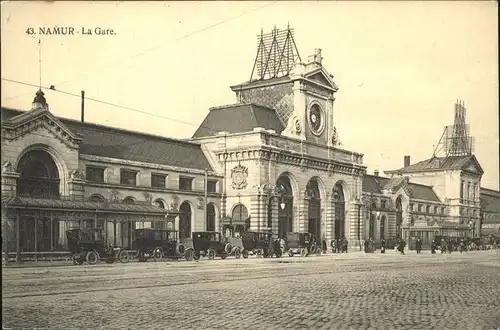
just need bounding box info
[3,1,278,102]
[2,78,225,137]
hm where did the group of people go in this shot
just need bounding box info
[331,238,349,253]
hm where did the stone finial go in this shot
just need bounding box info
[69,169,84,180]
[32,89,48,109]
[2,161,13,173]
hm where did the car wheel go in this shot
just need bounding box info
[119,250,130,263]
[288,250,294,257]
[184,249,194,261]
[234,248,241,259]
[275,249,283,258]
[193,253,201,260]
[86,251,99,265]
[208,249,216,260]
[153,247,163,262]
[300,248,308,257]
[225,243,233,254]
[242,250,249,259]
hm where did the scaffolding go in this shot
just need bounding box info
[250,25,302,82]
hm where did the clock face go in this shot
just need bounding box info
[309,104,323,134]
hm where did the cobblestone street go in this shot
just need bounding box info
[2,250,500,329]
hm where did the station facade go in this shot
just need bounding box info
[2,28,499,260]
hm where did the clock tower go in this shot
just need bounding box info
[282,48,339,146]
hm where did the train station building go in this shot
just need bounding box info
[2,27,499,261]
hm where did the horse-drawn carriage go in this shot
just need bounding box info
[192,231,241,260]
[134,228,194,262]
[285,232,321,257]
[66,228,129,265]
[241,231,282,258]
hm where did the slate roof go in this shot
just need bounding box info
[362,174,441,202]
[192,103,284,138]
[480,188,500,214]
[386,155,483,175]
[1,107,213,171]
[1,196,169,215]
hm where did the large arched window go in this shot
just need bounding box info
[333,183,345,240]
[277,175,294,238]
[207,203,216,231]
[232,204,249,221]
[17,149,60,199]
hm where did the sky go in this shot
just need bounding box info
[1,1,498,190]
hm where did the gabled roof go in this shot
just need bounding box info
[385,155,484,175]
[1,107,213,171]
[192,103,284,138]
[362,174,441,202]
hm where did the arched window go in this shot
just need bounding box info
[123,197,135,205]
[380,215,386,240]
[207,203,216,231]
[232,204,248,221]
[179,201,192,240]
[152,199,166,229]
[89,194,105,203]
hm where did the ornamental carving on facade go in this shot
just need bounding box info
[197,197,204,210]
[143,192,153,204]
[69,169,85,180]
[2,161,13,173]
[170,195,180,211]
[109,189,120,203]
[230,164,248,190]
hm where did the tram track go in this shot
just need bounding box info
[2,260,454,299]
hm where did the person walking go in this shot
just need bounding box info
[415,238,422,254]
[380,238,386,254]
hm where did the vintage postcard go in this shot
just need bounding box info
[1,1,499,329]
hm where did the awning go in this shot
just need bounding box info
[2,196,172,216]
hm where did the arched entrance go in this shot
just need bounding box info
[369,202,376,240]
[395,196,403,239]
[380,215,386,240]
[333,183,345,239]
[307,179,321,238]
[207,203,216,231]
[277,175,293,239]
[16,150,60,199]
[179,201,192,240]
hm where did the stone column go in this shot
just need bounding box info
[298,193,309,233]
[270,197,279,238]
[250,193,263,232]
[1,165,20,197]
[325,195,335,242]
[68,169,86,201]
[349,202,361,247]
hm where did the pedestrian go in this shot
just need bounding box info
[415,238,422,254]
[331,239,336,254]
[343,238,348,253]
[431,239,436,254]
[380,239,386,254]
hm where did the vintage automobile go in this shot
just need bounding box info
[66,228,129,265]
[285,232,320,257]
[192,231,240,260]
[241,231,282,258]
[133,228,194,262]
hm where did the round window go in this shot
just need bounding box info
[309,104,323,134]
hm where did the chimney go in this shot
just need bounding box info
[81,90,85,123]
[374,170,379,177]
[404,155,411,167]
